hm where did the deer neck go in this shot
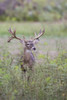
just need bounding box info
[24,47,31,54]
[24,47,35,61]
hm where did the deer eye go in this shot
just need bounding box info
[27,44,30,46]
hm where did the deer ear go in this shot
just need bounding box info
[33,39,39,44]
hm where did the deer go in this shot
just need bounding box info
[8,28,45,72]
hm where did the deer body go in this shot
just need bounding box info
[8,28,45,71]
[24,48,35,64]
[24,47,35,65]
[22,41,35,70]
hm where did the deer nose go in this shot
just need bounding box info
[33,47,36,50]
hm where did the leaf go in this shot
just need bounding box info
[15,66,19,70]
[46,77,51,83]
[38,54,45,59]
[44,42,48,45]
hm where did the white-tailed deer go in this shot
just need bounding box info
[8,28,45,72]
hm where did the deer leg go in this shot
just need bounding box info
[21,64,27,72]
[20,56,27,72]
[28,64,33,71]
[28,60,34,71]
[21,62,27,73]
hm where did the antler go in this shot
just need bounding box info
[8,28,23,42]
[33,29,45,41]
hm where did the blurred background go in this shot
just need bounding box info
[0,0,67,22]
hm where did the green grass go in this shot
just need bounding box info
[0,46,67,100]
[0,22,67,37]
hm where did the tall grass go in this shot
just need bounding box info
[0,45,67,100]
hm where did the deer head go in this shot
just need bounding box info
[8,28,45,50]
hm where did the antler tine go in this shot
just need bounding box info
[8,37,14,42]
[8,28,13,34]
[8,28,23,42]
[22,35,26,42]
[34,32,37,38]
[39,29,42,35]
[33,29,45,41]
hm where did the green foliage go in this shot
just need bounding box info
[0,0,67,21]
[0,42,67,100]
[0,22,67,37]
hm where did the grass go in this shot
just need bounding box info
[0,21,67,100]
[0,21,67,37]
[0,44,67,100]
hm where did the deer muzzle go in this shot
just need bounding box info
[32,47,36,50]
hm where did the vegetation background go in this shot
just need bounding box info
[0,0,67,21]
[0,0,67,100]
